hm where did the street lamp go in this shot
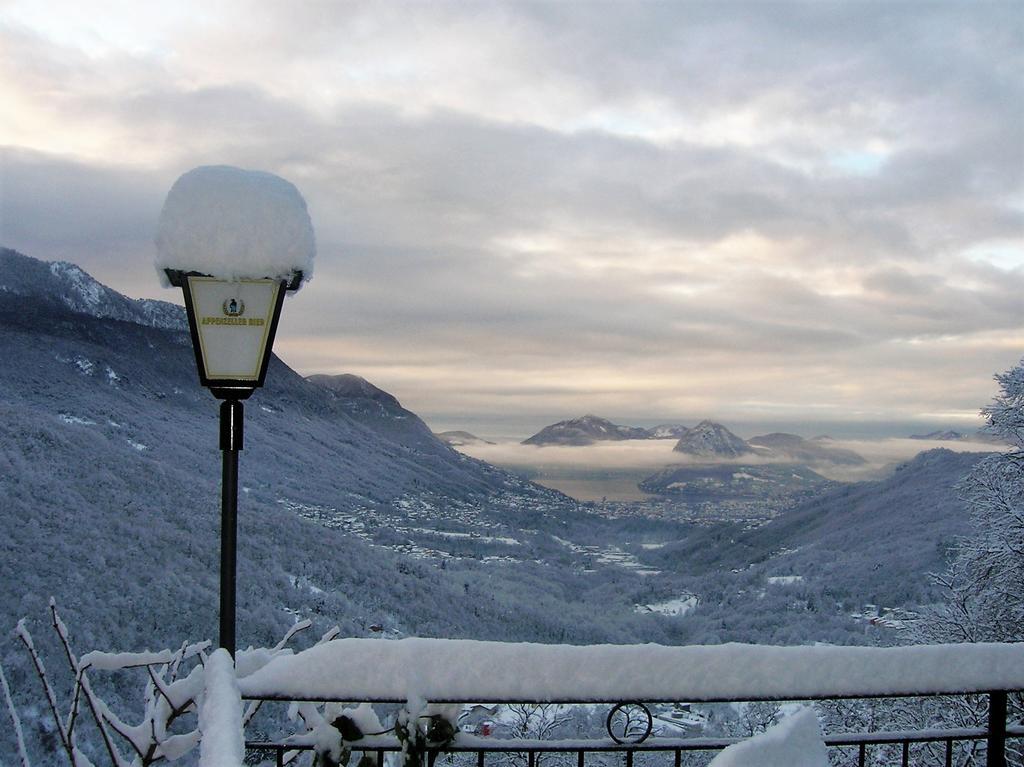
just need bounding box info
[164,269,300,655]
[156,165,315,655]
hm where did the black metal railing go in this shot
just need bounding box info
[244,690,1021,767]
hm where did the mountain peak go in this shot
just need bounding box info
[909,430,966,441]
[673,421,753,458]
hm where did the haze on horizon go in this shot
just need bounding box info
[1,1,1022,435]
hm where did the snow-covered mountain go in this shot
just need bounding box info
[522,415,649,445]
[672,420,754,458]
[523,416,692,445]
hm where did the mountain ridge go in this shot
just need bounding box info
[1,248,187,330]
[522,414,650,445]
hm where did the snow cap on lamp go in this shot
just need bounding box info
[155,165,316,289]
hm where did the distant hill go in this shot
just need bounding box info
[908,429,1004,445]
[748,432,866,466]
[522,417,865,468]
[672,420,753,458]
[909,430,967,441]
[436,430,495,446]
[639,463,831,503]
[522,415,648,445]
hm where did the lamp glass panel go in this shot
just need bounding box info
[187,276,280,380]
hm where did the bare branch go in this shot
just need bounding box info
[1,662,33,767]
[48,601,125,767]
[242,698,264,728]
[273,619,313,651]
[15,620,74,764]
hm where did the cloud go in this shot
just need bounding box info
[1,2,1022,430]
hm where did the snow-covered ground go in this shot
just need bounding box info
[709,708,827,767]
[767,576,803,586]
[552,536,661,576]
[636,594,700,617]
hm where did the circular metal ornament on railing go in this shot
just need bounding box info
[605,702,653,744]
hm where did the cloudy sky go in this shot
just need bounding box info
[1,1,1022,437]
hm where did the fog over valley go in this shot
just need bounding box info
[451,431,1003,501]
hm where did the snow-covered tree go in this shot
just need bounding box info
[919,361,1024,646]
[847,359,1024,767]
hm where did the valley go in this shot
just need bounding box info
[0,248,1008,761]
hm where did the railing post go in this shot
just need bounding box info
[988,690,1007,767]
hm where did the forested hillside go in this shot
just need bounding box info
[639,448,985,626]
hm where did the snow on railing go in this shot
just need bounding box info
[199,649,244,767]
[11,606,1021,767]
[238,636,1024,703]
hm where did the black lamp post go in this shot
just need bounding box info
[166,269,302,655]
